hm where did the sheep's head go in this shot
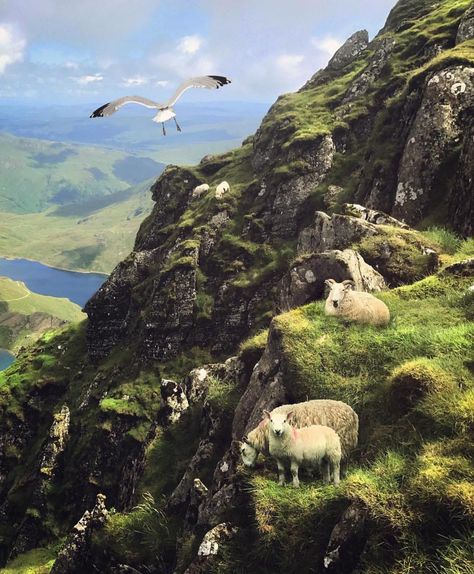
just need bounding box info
[325,279,355,309]
[263,410,293,437]
[238,438,258,467]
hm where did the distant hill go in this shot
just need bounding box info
[0,178,154,273]
[0,276,85,351]
[0,132,165,214]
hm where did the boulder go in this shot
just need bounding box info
[456,3,474,44]
[276,249,386,313]
[183,523,238,574]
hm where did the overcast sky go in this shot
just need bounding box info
[0,0,397,105]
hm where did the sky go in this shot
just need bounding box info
[0,0,397,105]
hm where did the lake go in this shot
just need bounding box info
[0,258,107,307]
[0,349,15,371]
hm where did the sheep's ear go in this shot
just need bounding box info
[286,410,294,421]
[325,279,336,287]
[263,409,271,420]
[342,279,355,290]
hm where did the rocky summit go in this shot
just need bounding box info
[0,1,473,573]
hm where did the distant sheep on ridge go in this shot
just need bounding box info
[215,181,230,199]
[192,183,209,198]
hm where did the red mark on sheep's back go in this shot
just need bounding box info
[292,427,298,439]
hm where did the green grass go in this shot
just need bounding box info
[0,277,85,351]
[0,547,56,574]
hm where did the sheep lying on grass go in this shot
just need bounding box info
[239,399,358,472]
[325,279,390,326]
[192,183,209,198]
[264,410,342,487]
[215,180,230,199]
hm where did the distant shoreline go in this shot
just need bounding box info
[0,255,109,278]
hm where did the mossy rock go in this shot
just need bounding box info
[357,227,439,285]
[387,358,456,414]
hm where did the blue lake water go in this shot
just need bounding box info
[0,258,107,307]
[0,349,14,371]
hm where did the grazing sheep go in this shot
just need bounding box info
[325,279,390,326]
[215,181,230,199]
[264,410,342,487]
[192,183,209,198]
[239,399,358,470]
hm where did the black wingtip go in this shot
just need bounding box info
[90,102,110,118]
[208,75,231,86]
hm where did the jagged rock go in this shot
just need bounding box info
[340,203,410,229]
[143,261,197,360]
[450,116,473,236]
[456,3,474,44]
[276,249,386,313]
[170,357,248,510]
[324,185,344,209]
[323,502,369,573]
[327,30,369,71]
[39,405,70,475]
[441,257,474,277]
[298,211,379,254]
[160,380,189,424]
[266,135,336,238]
[392,66,474,225]
[9,405,71,559]
[183,523,238,574]
[343,36,396,102]
[50,493,109,574]
[199,210,230,258]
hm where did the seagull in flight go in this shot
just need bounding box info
[90,75,231,135]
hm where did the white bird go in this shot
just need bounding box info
[90,75,231,135]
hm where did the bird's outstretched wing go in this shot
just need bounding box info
[164,75,231,107]
[90,96,162,118]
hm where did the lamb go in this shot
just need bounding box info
[192,183,209,198]
[324,279,390,326]
[215,181,230,199]
[264,410,342,487]
[239,399,358,470]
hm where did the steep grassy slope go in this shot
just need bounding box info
[0,180,154,273]
[0,277,85,351]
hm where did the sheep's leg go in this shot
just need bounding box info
[290,460,300,488]
[276,460,286,486]
[332,458,341,486]
[174,117,182,132]
[322,459,331,484]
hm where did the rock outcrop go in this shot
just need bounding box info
[392,66,474,224]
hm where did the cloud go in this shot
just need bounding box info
[122,75,149,87]
[311,36,343,56]
[177,35,202,55]
[63,61,79,69]
[155,80,169,87]
[73,73,104,85]
[276,54,304,73]
[0,23,26,74]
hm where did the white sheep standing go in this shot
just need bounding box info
[264,410,342,487]
[192,183,209,198]
[324,279,390,326]
[215,181,230,199]
[239,399,358,471]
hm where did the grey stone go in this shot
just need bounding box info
[327,30,369,71]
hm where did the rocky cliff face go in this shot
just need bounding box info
[0,1,473,573]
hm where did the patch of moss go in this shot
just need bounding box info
[0,547,56,574]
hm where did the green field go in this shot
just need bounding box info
[0,179,154,272]
[0,276,85,351]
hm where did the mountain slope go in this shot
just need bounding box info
[0,277,85,352]
[0,132,164,214]
[0,1,472,573]
[0,179,154,273]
